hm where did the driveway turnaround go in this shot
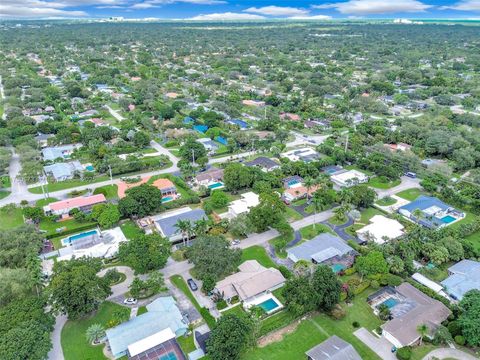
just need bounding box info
[354,328,396,360]
[422,348,478,360]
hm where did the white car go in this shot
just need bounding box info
[123,298,137,305]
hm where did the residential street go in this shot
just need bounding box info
[374,175,422,198]
[105,104,125,121]
[422,348,479,360]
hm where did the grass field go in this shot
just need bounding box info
[241,245,277,268]
[36,197,59,207]
[0,190,9,200]
[120,220,143,240]
[376,197,397,206]
[177,334,196,355]
[243,291,382,360]
[284,207,303,221]
[0,206,24,230]
[368,177,401,189]
[93,185,119,200]
[29,176,110,194]
[395,188,426,201]
[39,218,96,237]
[299,223,332,240]
[61,301,130,360]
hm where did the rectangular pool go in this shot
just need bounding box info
[331,264,346,273]
[159,353,178,360]
[62,230,98,246]
[208,182,224,189]
[441,215,456,224]
[162,196,174,203]
[381,298,399,309]
[258,298,280,312]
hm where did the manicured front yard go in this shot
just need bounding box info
[120,220,144,240]
[345,207,385,236]
[376,196,397,206]
[61,301,130,360]
[0,206,24,230]
[93,185,119,200]
[177,334,196,355]
[299,223,332,240]
[368,177,401,189]
[395,188,426,201]
[241,245,277,269]
[35,197,59,207]
[284,207,303,221]
[29,176,110,194]
[39,217,96,238]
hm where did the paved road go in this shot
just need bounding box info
[354,328,396,360]
[288,132,330,147]
[422,348,479,360]
[150,140,180,163]
[374,176,422,198]
[98,266,135,299]
[47,314,67,360]
[105,105,125,121]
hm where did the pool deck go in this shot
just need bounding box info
[243,293,283,314]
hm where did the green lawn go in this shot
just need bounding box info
[269,232,294,259]
[299,223,332,240]
[170,275,216,328]
[137,306,148,316]
[0,206,24,230]
[284,207,303,221]
[120,220,144,240]
[0,190,10,200]
[177,334,196,355]
[39,218,96,238]
[93,185,119,200]
[465,231,480,253]
[395,188,426,201]
[221,304,246,317]
[368,177,401,189]
[376,197,397,206]
[35,197,59,207]
[241,246,277,268]
[345,165,374,176]
[61,301,130,360]
[449,211,477,230]
[243,291,382,360]
[29,176,110,194]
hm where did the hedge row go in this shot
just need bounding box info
[45,223,97,240]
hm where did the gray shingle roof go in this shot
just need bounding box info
[287,233,354,263]
[155,209,207,238]
[306,336,362,360]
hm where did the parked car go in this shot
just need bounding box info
[232,239,240,245]
[405,172,417,178]
[123,298,137,305]
[187,278,198,291]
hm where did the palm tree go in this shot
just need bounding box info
[304,177,315,201]
[194,218,210,237]
[412,208,424,223]
[175,219,192,248]
[311,195,324,231]
[417,324,428,346]
[86,324,105,344]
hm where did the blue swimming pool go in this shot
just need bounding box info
[162,196,173,203]
[381,298,399,309]
[258,298,280,312]
[441,215,456,224]
[62,230,98,246]
[208,182,224,189]
[288,180,299,187]
[331,264,346,273]
[85,165,94,171]
[159,353,178,360]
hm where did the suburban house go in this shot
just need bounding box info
[282,175,304,189]
[306,336,361,360]
[356,215,405,244]
[215,260,285,306]
[227,192,260,219]
[281,147,320,162]
[367,283,451,348]
[242,99,265,107]
[57,227,128,261]
[245,157,280,172]
[196,138,218,154]
[384,143,412,152]
[154,207,207,242]
[35,133,54,147]
[42,144,81,161]
[280,112,301,121]
[43,161,84,181]
[330,169,369,188]
[106,296,188,359]
[152,178,178,202]
[398,195,465,229]
[194,167,224,188]
[287,233,357,272]
[441,259,480,301]
[43,194,106,217]
[283,184,320,203]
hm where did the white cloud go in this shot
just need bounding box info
[313,0,432,15]
[289,14,332,20]
[189,12,266,20]
[0,0,94,18]
[129,0,226,10]
[244,6,309,17]
[440,0,480,11]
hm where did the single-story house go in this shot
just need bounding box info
[281,147,320,162]
[194,168,224,187]
[306,336,361,360]
[228,119,249,129]
[330,169,369,188]
[384,143,412,152]
[397,195,465,229]
[57,227,128,261]
[43,161,84,181]
[106,296,188,359]
[34,133,54,148]
[283,184,320,203]
[215,260,285,303]
[282,175,304,189]
[154,207,207,242]
[356,215,405,244]
[42,144,81,161]
[441,259,480,301]
[280,112,301,121]
[287,233,357,272]
[368,283,451,348]
[227,192,259,219]
[242,99,265,107]
[152,178,178,202]
[43,194,106,217]
[196,138,218,154]
[245,157,280,172]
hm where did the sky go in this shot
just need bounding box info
[1,0,480,20]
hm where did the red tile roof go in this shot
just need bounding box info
[48,194,106,211]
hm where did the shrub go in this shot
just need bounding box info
[340,291,347,301]
[352,321,360,328]
[382,274,403,287]
[353,280,371,295]
[230,295,240,304]
[396,346,412,360]
[370,280,380,289]
[278,265,292,279]
[330,304,346,320]
[454,335,465,346]
[344,267,357,276]
[216,300,228,310]
[447,321,462,337]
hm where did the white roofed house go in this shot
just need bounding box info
[226,192,259,219]
[330,169,369,188]
[356,215,405,244]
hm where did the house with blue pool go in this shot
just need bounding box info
[106,296,188,359]
[397,195,465,229]
[441,259,480,301]
[227,119,249,130]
